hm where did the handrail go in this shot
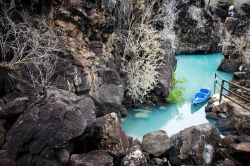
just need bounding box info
[214,73,250,111]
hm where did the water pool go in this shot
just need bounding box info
[121,54,233,140]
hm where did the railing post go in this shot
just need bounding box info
[219,80,224,103]
[214,73,216,94]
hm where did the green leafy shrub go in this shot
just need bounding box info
[218,0,235,5]
[166,73,187,104]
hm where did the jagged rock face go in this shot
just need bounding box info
[6,87,96,165]
[215,135,250,166]
[70,150,113,166]
[218,16,248,72]
[169,124,221,166]
[142,130,172,157]
[218,1,250,74]
[206,94,250,136]
[175,0,221,54]
[217,102,250,136]
[50,0,127,113]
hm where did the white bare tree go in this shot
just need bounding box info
[119,0,176,102]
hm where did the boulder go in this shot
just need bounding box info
[142,130,172,157]
[218,58,241,72]
[91,83,124,105]
[90,68,125,114]
[70,150,113,166]
[91,113,129,157]
[6,87,96,165]
[169,124,221,166]
[122,145,148,166]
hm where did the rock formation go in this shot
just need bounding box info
[174,0,222,54]
[0,0,249,166]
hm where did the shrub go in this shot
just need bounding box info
[0,0,66,87]
[166,73,187,104]
[220,32,249,61]
[119,0,176,103]
[218,0,235,6]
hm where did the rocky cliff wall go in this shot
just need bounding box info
[174,0,222,54]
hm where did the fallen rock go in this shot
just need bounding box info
[142,130,172,157]
[6,87,96,165]
[70,150,113,166]
[169,124,221,166]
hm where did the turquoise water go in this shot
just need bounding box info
[121,54,233,140]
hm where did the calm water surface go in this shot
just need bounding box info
[121,54,233,140]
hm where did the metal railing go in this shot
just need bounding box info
[214,73,250,111]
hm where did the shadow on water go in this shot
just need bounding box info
[191,103,206,113]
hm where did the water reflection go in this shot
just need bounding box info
[191,102,206,113]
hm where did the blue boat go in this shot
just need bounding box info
[192,87,211,105]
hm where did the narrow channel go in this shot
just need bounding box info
[121,53,233,140]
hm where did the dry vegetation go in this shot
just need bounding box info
[220,29,250,66]
[0,0,66,87]
[119,0,176,102]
